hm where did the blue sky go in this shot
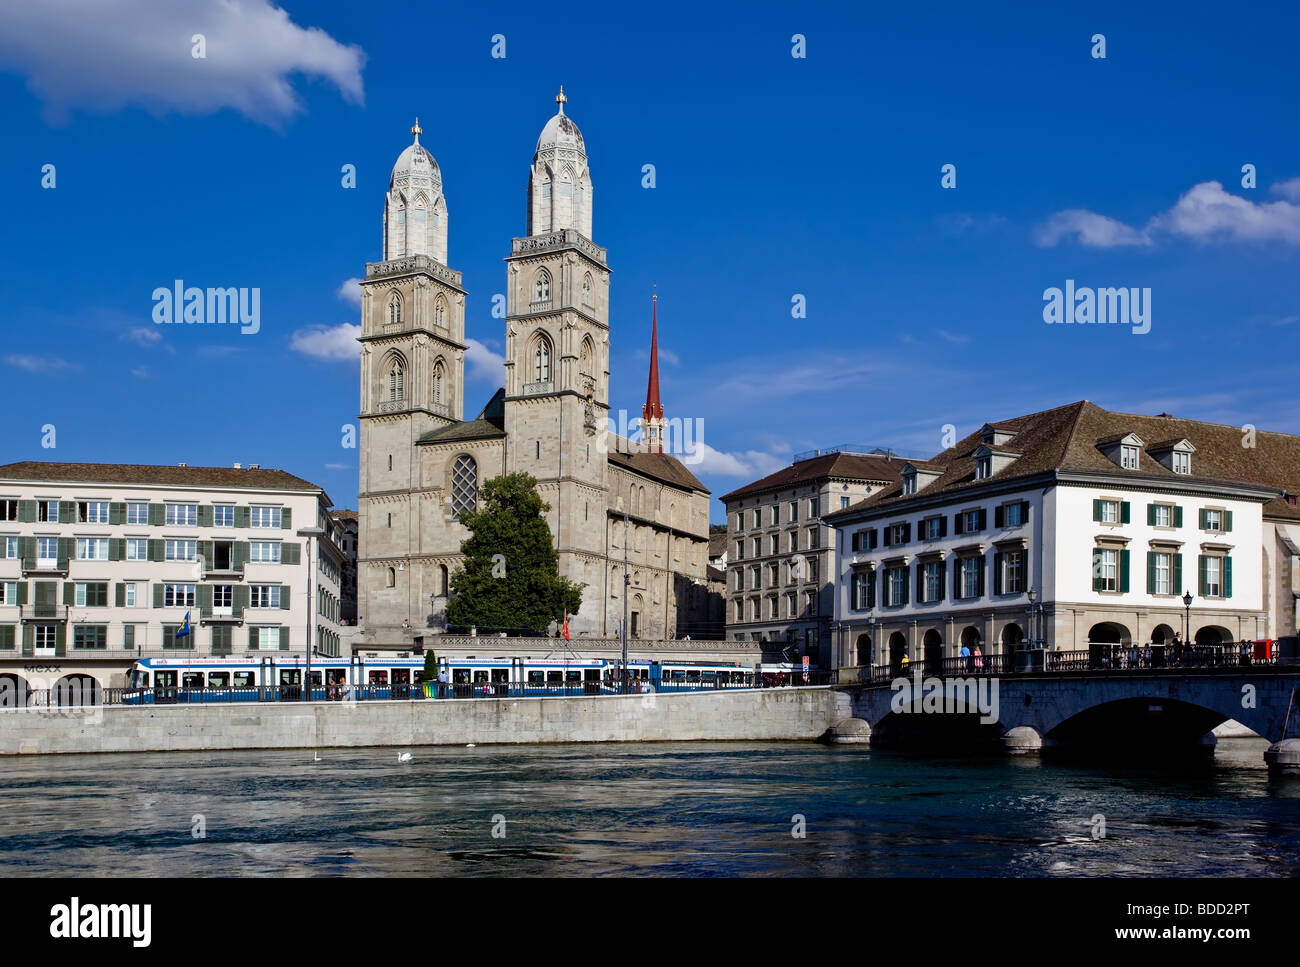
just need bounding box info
[1,0,1297,521]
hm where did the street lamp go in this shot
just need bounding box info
[298,525,325,702]
[1027,588,1037,647]
[1182,589,1194,645]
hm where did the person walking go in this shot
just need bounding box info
[972,646,983,672]
[436,667,449,699]
[959,642,971,673]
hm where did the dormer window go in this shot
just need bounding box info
[902,471,917,495]
[1173,451,1190,474]
[1148,438,1195,475]
[1099,432,1145,471]
[1121,444,1139,469]
[975,455,992,480]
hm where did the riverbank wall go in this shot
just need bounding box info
[0,687,850,756]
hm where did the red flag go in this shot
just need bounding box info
[563,613,570,641]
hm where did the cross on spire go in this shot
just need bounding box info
[555,86,566,114]
[411,117,422,143]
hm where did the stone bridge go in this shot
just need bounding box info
[835,665,1300,775]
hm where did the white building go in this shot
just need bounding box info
[0,462,348,696]
[825,402,1293,671]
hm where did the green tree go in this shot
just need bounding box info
[445,472,584,632]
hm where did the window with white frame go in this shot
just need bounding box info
[975,455,991,480]
[3,537,17,559]
[0,582,18,604]
[252,626,283,650]
[124,582,137,607]
[1004,502,1024,527]
[126,538,147,561]
[126,502,148,525]
[788,501,798,523]
[902,473,917,495]
[840,497,850,510]
[165,503,197,526]
[165,539,197,561]
[1204,556,1222,596]
[1121,444,1139,469]
[0,500,16,521]
[76,538,108,560]
[1097,549,1118,592]
[36,537,57,562]
[963,509,981,533]
[1153,552,1171,595]
[251,584,281,608]
[924,517,942,540]
[249,542,281,564]
[79,501,109,523]
[213,505,235,527]
[1001,550,1025,593]
[886,566,906,606]
[74,582,107,607]
[1173,451,1190,474]
[960,557,981,598]
[250,506,282,528]
[1099,500,1119,524]
[37,500,58,522]
[1153,504,1171,527]
[769,505,779,526]
[1204,509,1222,532]
[923,562,942,602]
[164,584,196,607]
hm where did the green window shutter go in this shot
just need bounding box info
[1146,552,1156,594]
[1092,499,1103,522]
[109,502,125,525]
[976,560,986,597]
[994,505,1004,528]
[197,505,213,527]
[977,509,987,531]
[1147,503,1156,526]
[1119,549,1130,593]
[18,500,35,523]
[198,583,213,618]
[901,568,910,605]
[937,560,946,602]
[281,508,292,530]
[199,541,213,571]
[280,586,291,610]
[1198,555,1208,596]
[233,541,248,571]
[235,506,250,528]
[154,583,165,608]
[281,543,300,565]
[954,513,964,535]
[115,583,125,607]
[1224,510,1233,533]
[1199,508,1207,529]
[1120,501,1131,524]
[1174,505,1183,528]
[109,538,124,561]
[148,539,164,562]
[992,553,1003,595]
[54,624,65,657]
[57,537,73,568]
[954,560,962,599]
[1172,553,1182,596]
[15,582,27,606]
[233,584,249,617]
[149,503,165,526]
[22,624,34,657]
[63,581,75,605]
[0,626,13,650]
[1092,549,1103,592]
[58,501,75,524]
[19,536,35,570]
[1223,556,1232,598]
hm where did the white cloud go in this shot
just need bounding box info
[0,0,365,127]
[324,463,351,470]
[1034,209,1152,248]
[1036,178,1300,248]
[935,329,970,345]
[336,277,362,308]
[289,322,360,362]
[465,338,506,383]
[5,354,77,373]
[686,442,787,478]
[121,327,162,346]
[130,365,149,378]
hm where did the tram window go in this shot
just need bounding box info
[686,670,701,682]
[208,672,230,688]
[280,671,301,685]
[452,669,470,684]
[584,669,599,682]
[473,670,489,683]
[492,669,509,683]
[369,670,388,685]
[527,671,544,685]
[137,671,151,688]
[546,671,562,684]
[183,673,204,689]
[233,672,254,688]
[671,670,686,682]
[392,669,410,684]
[308,671,322,686]
[702,671,716,683]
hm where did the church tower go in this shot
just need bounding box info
[503,89,611,633]
[357,120,468,639]
[641,294,665,454]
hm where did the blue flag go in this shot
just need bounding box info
[177,611,192,639]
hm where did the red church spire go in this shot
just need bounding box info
[642,292,664,454]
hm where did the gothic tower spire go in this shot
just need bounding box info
[642,292,665,454]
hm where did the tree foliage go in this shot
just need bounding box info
[445,472,585,632]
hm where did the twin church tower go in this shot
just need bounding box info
[355,91,714,648]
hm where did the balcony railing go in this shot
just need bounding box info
[20,604,68,622]
[22,559,68,577]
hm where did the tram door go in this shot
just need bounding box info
[154,670,179,704]
[279,669,301,701]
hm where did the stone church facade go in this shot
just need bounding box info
[355,93,713,650]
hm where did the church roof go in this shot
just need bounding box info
[536,88,585,156]
[416,389,506,445]
[608,446,709,494]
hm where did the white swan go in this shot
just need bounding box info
[398,751,412,762]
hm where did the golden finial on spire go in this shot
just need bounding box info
[411,117,422,143]
[555,86,566,113]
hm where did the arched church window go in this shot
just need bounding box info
[534,270,551,303]
[432,361,445,405]
[388,293,402,326]
[386,567,395,588]
[439,564,449,597]
[451,454,478,514]
[580,336,593,375]
[533,336,552,383]
[434,297,446,329]
[388,363,404,402]
[582,273,593,305]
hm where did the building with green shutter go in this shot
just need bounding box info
[823,401,1297,671]
[0,462,352,697]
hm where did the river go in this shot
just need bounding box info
[1,738,1297,876]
